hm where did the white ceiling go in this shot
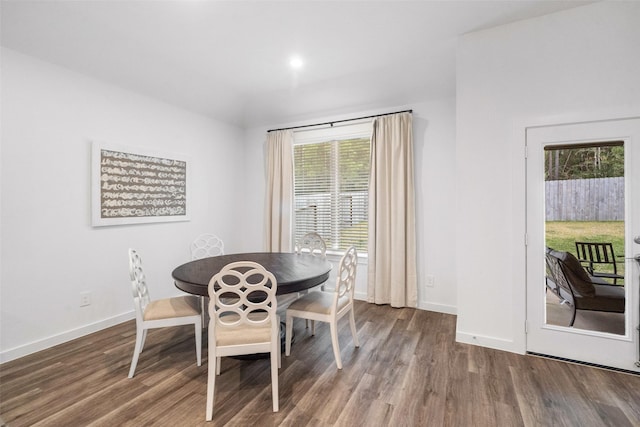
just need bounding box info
[1,1,593,128]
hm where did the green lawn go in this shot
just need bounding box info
[545,221,625,277]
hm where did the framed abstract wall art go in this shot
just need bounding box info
[92,141,191,226]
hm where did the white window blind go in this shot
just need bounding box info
[293,123,371,253]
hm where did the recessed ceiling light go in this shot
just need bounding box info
[290,56,304,69]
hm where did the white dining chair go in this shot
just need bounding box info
[190,233,225,260]
[294,232,329,328]
[295,231,327,258]
[190,233,225,326]
[206,261,280,420]
[127,248,202,378]
[285,246,359,369]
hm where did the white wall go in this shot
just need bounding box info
[242,99,458,313]
[11,1,629,363]
[0,49,245,362]
[456,2,640,353]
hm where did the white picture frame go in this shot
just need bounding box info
[91,141,191,227]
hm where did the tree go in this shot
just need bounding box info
[544,145,624,180]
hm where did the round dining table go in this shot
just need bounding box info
[172,252,332,297]
[172,252,331,357]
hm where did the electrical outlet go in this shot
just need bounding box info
[426,275,435,287]
[80,291,91,307]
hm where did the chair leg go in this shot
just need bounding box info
[311,320,316,336]
[201,296,207,328]
[570,306,577,327]
[285,314,293,356]
[206,342,216,420]
[329,321,342,369]
[195,321,202,366]
[278,334,286,369]
[140,329,148,351]
[349,309,360,348]
[128,326,145,378]
[216,357,221,375]
[271,342,279,412]
[298,291,310,330]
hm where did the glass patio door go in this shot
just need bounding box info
[526,117,640,372]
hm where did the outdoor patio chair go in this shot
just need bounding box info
[545,248,625,327]
[545,247,561,298]
[574,241,624,285]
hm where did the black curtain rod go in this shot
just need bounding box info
[267,109,413,133]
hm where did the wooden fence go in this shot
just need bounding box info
[545,177,624,221]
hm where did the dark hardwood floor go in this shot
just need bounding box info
[1,301,639,426]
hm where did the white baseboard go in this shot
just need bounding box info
[0,311,134,364]
[456,330,523,354]
[417,301,457,315]
[354,291,368,301]
[355,292,457,316]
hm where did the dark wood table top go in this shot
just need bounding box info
[172,252,332,297]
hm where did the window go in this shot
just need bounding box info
[293,123,371,253]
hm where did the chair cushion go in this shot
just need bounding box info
[144,295,201,321]
[287,291,349,315]
[549,249,595,297]
[214,321,273,346]
[575,284,625,313]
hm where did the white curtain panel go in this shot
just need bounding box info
[367,112,418,307]
[264,129,294,252]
